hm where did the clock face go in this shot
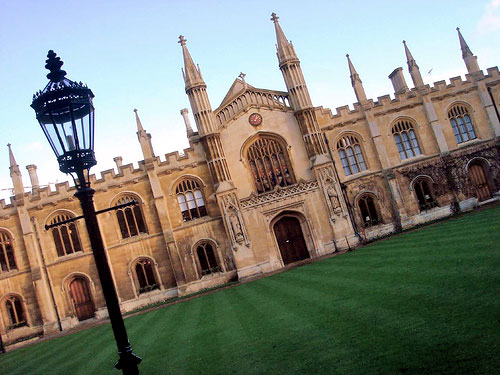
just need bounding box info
[249,113,263,126]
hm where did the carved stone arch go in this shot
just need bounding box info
[465,156,491,171]
[353,189,381,203]
[334,130,368,146]
[409,174,435,191]
[269,210,314,266]
[43,209,79,229]
[191,238,223,278]
[128,255,162,295]
[0,292,30,329]
[109,190,146,208]
[354,191,383,228]
[240,131,291,160]
[445,100,475,116]
[169,174,207,196]
[0,227,16,242]
[386,115,420,136]
[62,272,97,321]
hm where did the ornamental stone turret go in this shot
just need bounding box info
[134,109,155,161]
[403,40,425,88]
[8,144,24,198]
[457,27,480,74]
[271,13,327,161]
[346,54,367,103]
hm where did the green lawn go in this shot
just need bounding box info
[1,205,499,374]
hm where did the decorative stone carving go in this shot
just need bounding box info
[220,193,250,249]
[240,180,319,209]
[316,166,344,219]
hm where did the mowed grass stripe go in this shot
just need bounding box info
[0,205,498,374]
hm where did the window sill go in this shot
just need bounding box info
[0,269,20,280]
[455,138,482,148]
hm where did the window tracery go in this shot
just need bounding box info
[115,195,147,239]
[448,105,477,144]
[5,295,26,329]
[176,179,207,222]
[0,230,17,273]
[134,258,158,294]
[246,136,294,193]
[336,135,367,176]
[392,119,422,160]
[196,242,220,276]
[49,213,82,257]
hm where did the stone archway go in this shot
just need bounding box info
[273,216,310,266]
[468,161,492,201]
[69,277,95,321]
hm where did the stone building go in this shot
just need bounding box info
[1,14,499,346]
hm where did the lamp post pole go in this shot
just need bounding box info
[31,51,141,374]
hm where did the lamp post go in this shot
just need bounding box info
[31,51,141,375]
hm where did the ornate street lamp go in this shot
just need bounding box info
[31,51,141,375]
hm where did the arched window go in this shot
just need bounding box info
[176,179,207,222]
[196,242,220,276]
[358,194,380,228]
[49,213,82,257]
[448,105,477,144]
[135,258,158,294]
[392,119,422,160]
[413,177,437,211]
[115,195,147,239]
[0,230,17,273]
[5,295,26,329]
[337,135,367,176]
[246,136,294,193]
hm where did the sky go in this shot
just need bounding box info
[1,0,499,202]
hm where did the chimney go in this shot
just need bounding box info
[26,164,39,191]
[180,108,194,136]
[388,67,409,94]
[113,156,123,171]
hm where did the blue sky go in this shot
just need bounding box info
[1,0,499,201]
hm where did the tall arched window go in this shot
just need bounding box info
[115,195,147,239]
[448,104,477,144]
[392,119,422,160]
[49,213,82,257]
[0,230,17,273]
[196,242,220,276]
[5,295,26,329]
[337,135,367,176]
[413,177,437,211]
[357,194,380,228]
[135,258,158,294]
[246,135,294,193]
[176,179,207,222]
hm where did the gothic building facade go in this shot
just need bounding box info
[1,14,499,346]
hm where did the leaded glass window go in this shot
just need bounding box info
[392,119,422,160]
[448,105,477,144]
[115,196,147,239]
[176,179,207,221]
[0,231,17,273]
[50,213,82,257]
[337,135,367,176]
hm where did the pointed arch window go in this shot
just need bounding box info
[135,258,158,294]
[196,242,220,276]
[358,194,380,228]
[49,213,82,257]
[246,135,295,193]
[115,195,147,239]
[413,177,437,211]
[448,105,477,144]
[176,179,207,222]
[337,135,367,176]
[5,295,27,329]
[392,119,422,160]
[0,230,17,273]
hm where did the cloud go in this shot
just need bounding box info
[477,0,500,34]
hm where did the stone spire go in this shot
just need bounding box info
[271,12,299,67]
[346,54,367,103]
[456,27,480,74]
[134,109,155,159]
[403,40,424,88]
[179,35,205,91]
[8,144,24,196]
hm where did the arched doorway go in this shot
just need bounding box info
[69,277,95,321]
[273,216,309,265]
[468,162,492,201]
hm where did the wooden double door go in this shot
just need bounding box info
[274,216,309,266]
[69,277,95,321]
[469,163,492,201]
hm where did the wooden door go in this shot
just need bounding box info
[70,277,95,321]
[469,164,491,201]
[274,217,309,265]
